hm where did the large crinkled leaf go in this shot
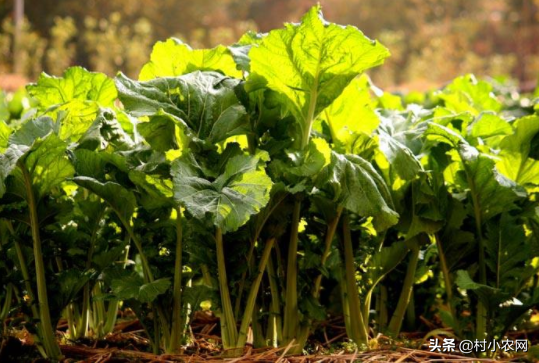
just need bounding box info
[424,122,466,147]
[128,169,174,210]
[22,134,75,199]
[322,76,380,153]
[116,71,249,144]
[71,149,106,180]
[171,153,272,233]
[469,113,512,144]
[28,67,117,108]
[0,116,74,200]
[496,115,539,186]
[287,138,331,177]
[246,5,389,148]
[440,74,502,115]
[316,152,399,230]
[139,38,242,80]
[456,144,525,221]
[377,132,422,181]
[0,117,54,196]
[267,138,331,194]
[111,273,171,303]
[229,31,267,73]
[137,114,180,152]
[9,116,56,146]
[27,67,118,142]
[76,108,134,151]
[73,176,137,225]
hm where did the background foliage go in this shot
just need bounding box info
[0,0,538,89]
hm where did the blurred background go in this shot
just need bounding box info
[0,0,538,92]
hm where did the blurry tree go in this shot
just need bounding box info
[0,0,537,88]
[83,12,152,76]
[45,16,76,75]
[0,16,46,79]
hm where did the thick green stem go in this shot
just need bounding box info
[378,285,388,331]
[313,206,343,299]
[201,264,213,288]
[341,214,369,347]
[101,244,130,336]
[1,284,13,321]
[152,306,161,354]
[461,155,487,340]
[234,241,256,318]
[282,200,301,348]
[168,207,184,353]
[20,162,63,360]
[266,252,282,347]
[14,239,40,322]
[123,224,154,283]
[76,207,106,340]
[234,194,286,318]
[55,257,78,339]
[362,293,372,328]
[236,238,275,348]
[123,222,171,345]
[339,264,352,339]
[215,227,238,352]
[387,239,420,337]
[434,234,461,336]
[406,291,416,330]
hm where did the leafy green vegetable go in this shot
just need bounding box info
[246,5,389,149]
[171,153,272,233]
[111,273,171,303]
[116,71,248,144]
[139,38,242,80]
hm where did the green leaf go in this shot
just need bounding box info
[455,270,507,309]
[28,67,117,108]
[299,295,326,321]
[440,74,502,115]
[497,115,539,186]
[137,114,179,152]
[116,71,248,144]
[287,137,331,177]
[469,113,512,143]
[128,169,174,210]
[171,153,272,233]
[76,108,134,151]
[316,152,399,230]
[54,269,94,310]
[378,132,422,180]
[457,144,525,221]
[139,38,242,80]
[1,119,74,199]
[111,273,171,303]
[9,116,56,146]
[0,121,12,151]
[424,122,466,147]
[363,242,409,295]
[73,176,137,225]
[27,67,118,142]
[322,76,380,153]
[23,134,75,199]
[71,149,106,180]
[246,5,389,148]
[485,213,533,292]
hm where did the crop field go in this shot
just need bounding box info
[0,5,538,362]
